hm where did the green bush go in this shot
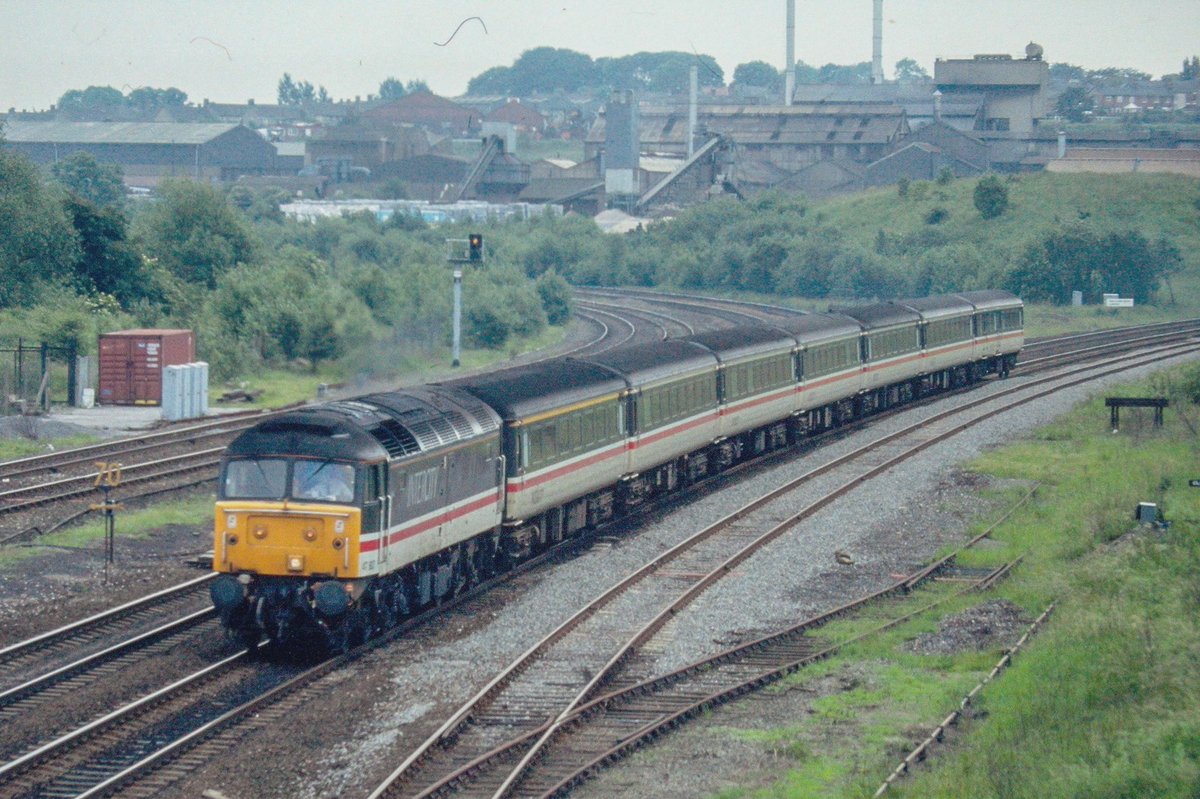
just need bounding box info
[974,174,1010,219]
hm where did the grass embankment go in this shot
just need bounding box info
[714,368,1200,798]
[0,495,213,569]
[0,434,99,461]
[211,322,569,409]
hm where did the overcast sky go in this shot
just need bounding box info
[2,1,1197,111]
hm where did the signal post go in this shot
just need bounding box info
[445,233,484,368]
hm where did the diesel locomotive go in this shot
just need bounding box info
[209,290,1023,650]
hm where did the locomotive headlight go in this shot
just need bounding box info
[287,554,305,572]
[303,527,318,542]
[252,524,268,540]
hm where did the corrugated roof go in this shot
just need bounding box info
[2,120,246,145]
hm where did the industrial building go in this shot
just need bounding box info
[1,121,278,186]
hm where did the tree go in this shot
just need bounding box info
[894,57,930,83]
[1094,231,1164,305]
[0,150,81,306]
[467,66,513,95]
[277,73,297,105]
[535,270,572,325]
[509,47,595,93]
[406,79,430,94]
[732,61,782,93]
[1055,86,1095,122]
[596,52,724,93]
[1181,56,1200,81]
[791,60,821,84]
[126,86,187,113]
[61,195,144,304]
[277,74,324,105]
[133,179,256,290]
[1050,63,1087,83]
[51,152,126,209]
[56,85,125,116]
[816,62,872,84]
[1086,66,1151,83]
[379,77,405,100]
[973,175,1009,219]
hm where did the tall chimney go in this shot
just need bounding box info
[785,0,795,106]
[872,0,884,84]
[688,65,698,157]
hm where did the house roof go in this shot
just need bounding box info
[589,104,909,147]
[2,120,254,145]
[202,102,311,123]
[484,99,545,127]
[362,91,480,128]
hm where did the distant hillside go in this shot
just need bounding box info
[589,173,1200,321]
[816,172,1199,269]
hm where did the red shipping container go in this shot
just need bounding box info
[98,329,195,406]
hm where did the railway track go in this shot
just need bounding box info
[1,299,1195,546]
[0,316,1195,796]
[0,575,214,690]
[574,299,695,342]
[362,338,1200,798]
[0,523,619,799]
[575,286,805,324]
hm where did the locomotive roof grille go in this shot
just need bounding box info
[445,392,500,434]
[424,412,459,446]
[443,408,478,439]
[369,419,421,457]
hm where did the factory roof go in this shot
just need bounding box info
[2,120,250,145]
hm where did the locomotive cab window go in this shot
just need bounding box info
[222,458,287,500]
[292,460,357,503]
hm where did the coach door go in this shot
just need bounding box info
[362,464,391,563]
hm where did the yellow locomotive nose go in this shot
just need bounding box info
[216,502,360,578]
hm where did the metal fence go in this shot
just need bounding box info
[0,340,78,414]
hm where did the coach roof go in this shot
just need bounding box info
[835,302,921,330]
[443,359,627,422]
[685,325,797,362]
[899,294,976,321]
[955,290,1023,311]
[773,312,863,345]
[581,339,717,387]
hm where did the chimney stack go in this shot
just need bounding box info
[872,0,884,84]
[688,65,698,157]
[785,0,795,106]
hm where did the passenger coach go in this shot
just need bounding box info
[210,291,1024,650]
